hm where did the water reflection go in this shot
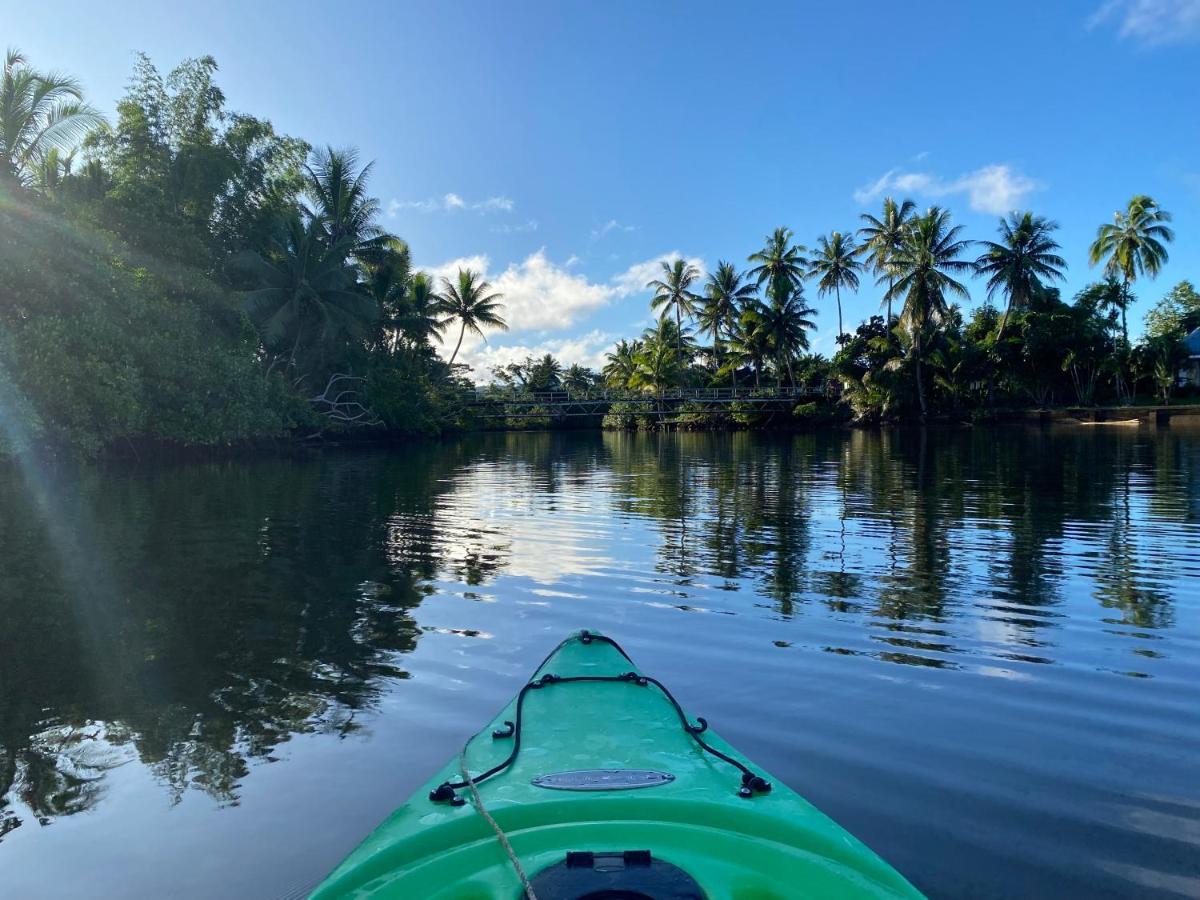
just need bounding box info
[1,427,1198,850]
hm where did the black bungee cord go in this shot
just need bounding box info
[429,630,772,806]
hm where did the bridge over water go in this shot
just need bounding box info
[463,385,833,418]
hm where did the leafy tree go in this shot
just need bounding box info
[632,319,692,392]
[303,146,388,261]
[647,258,701,356]
[234,212,378,373]
[857,197,916,325]
[0,48,102,186]
[809,230,862,339]
[759,288,817,385]
[748,227,807,305]
[603,339,642,388]
[1089,194,1175,345]
[974,212,1067,338]
[885,207,973,420]
[362,239,413,352]
[699,261,757,382]
[728,304,773,388]
[1144,281,1200,341]
[563,364,597,392]
[394,272,446,352]
[437,269,508,366]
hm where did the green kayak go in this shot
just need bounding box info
[311,630,924,899]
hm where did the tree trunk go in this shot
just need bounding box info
[447,322,466,365]
[836,284,844,340]
[676,307,686,384]
[886,277,893,327]
[996,297,1011,342]
[915,348,927,421]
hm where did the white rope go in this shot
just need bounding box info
[459,748,539,900]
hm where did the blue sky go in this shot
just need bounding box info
[10,0,1200,375]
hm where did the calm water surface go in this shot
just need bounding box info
[1,429,1198,898]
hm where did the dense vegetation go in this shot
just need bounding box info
[0,50,506,455]
[1,49,1194,452]
[571,198,1186,427]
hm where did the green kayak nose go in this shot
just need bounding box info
[311,630,925,899]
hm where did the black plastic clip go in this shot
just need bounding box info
[492,720,515,739]
[531,673,561,689]
[685,716,709,734]
[579,630,593,644]
[429,781,466,806]
[738,773,772,798]
[619,671,649,686]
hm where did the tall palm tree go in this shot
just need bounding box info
[603,339,642,388]
[647,258,701,355]
[303,146,388,261]
[747,227,807,305]
[974,212,1067,339]
[0,49,102,186]
[362,239,412,352]
[857,197,916,325]
[632,319,691,393]
[885,206,973,420]
[699,261,757,383]
[728,304,772,388]
[809,230,862,339]
[234,212,378,368]
[760,287,817,385]
[1089,195,1174,345]
[437,268,508,365]
[397,272,447,351]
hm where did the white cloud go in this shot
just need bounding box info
[422,250,613,337]
[455,330,615,381]
[420,251,707,375]
[491,219,539,234]
[591,219,637,239]
[609,252,707,298]
[853,164,1041,215]
[388,193,516,216]
[1088,0,1200,45]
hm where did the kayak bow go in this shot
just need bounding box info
[311,630,924,899]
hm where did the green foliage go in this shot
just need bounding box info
[1,49,478,456]
[1144,281,1200,341]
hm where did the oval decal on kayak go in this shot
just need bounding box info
[532,769,675,791]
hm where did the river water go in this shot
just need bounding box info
[1,428,1198,898]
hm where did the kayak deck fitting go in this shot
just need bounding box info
[311,630,924,899]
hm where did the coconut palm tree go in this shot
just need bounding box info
[603,339,642,389]
[234,212,378,369]
[699,261,757,383]
[1089,195,1174,345]
[885,207,973,420]
[632,319,691,393]
[0,48,102,186]
[809,230,862,339]
[397,272,447,351]
[857,197,916,325]
[647,258,701,355]
[563,364,595,393]
[728,304,772,388]
[747,227,807,305]
[760,287,817,386]
[303,146,389,262]
[974,212,1067,339]
[437,268,508,365]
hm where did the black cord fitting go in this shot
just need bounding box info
[429,782,465,805]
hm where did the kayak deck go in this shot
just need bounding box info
[311,631,924,899]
